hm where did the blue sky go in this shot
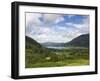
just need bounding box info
[26,13,89,43]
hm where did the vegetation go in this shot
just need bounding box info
[25,36,89,68]
[41,34,89,48]
[65,34,89,47]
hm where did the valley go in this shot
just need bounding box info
[25,34,89,68]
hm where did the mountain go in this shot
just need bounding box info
[41,34,89,48]
[65,34,89,47]
[26,36,42,47]
[26,36,51,55]
[41,42,65,47]
[25,36,58,67]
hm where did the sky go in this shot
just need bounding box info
[26,12,89,43]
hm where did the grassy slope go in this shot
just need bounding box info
[25,36,59,68]
[25,36,89,68]
[65,34,89,47]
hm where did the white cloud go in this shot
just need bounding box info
[26,25,81,43]
[26,13,42,26]
[57,26,67,30]
[67,14,75,18]
[26,20,89,43]
[28,33,70,43]
[55,16,64,24]
[43,14,61,23]
[26,13,89,43]
[73,24,89,33]
[40,27,51,33]
[65,22,73,26]
[73,17,89,34]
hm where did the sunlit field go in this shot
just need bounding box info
[25,46,89,68]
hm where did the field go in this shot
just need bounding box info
[25,47,89,68]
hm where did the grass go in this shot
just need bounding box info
[25,48,89,68]
[26,59,89,68]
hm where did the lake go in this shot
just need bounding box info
[46,46,66,49]
[46,46,87,50]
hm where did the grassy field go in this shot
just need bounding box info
[25,48,89,68]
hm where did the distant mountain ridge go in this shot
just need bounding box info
[41,42,65,47]
[41,34,89,48]
[25,36,59,66]
[65,34,89,47]
[26,36,42,47]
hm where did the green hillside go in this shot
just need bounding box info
[25,36,58,68]
[25,36,89,68]
[41,34,89,48]
[65,34,89,47]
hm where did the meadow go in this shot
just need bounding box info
[25,47,89,68]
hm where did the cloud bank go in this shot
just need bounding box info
[26,13,89,43]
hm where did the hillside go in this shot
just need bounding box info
[25,36,89,68]
[26,36,42,47]
[41,34,89,48]
[26,36,52,56]
[65,34,89,47]
[41,42,65,47]
[25,36,58,68]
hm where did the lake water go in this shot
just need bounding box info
[46,46,87,50]
[46,46,66,49]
